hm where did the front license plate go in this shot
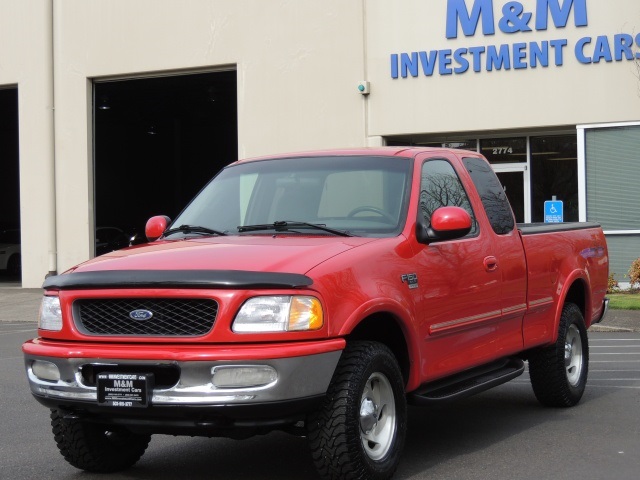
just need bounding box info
[97,372,153,408]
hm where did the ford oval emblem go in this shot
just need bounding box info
[129,309,154,321]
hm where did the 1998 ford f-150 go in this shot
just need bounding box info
[23,147,608,480]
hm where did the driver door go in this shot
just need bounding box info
[413,155,502,380]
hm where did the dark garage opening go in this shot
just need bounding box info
[94,70,237,256]
[0,87,21,283]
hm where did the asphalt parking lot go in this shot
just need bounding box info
[1,286,639,479]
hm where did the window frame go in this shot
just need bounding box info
[417,157,479,239]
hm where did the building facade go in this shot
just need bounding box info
[0,0,638,288]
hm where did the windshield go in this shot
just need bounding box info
[171,155,412,237]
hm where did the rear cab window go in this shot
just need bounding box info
[462,157,515,235]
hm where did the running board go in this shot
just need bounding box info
[408,357,525,405]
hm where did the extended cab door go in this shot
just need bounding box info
[462,155,527,348]
[412,153,524,381]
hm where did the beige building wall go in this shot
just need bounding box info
[43,0,367,286]
[366,0,640,135]
[3,0,639,287]
[1,1,56,289]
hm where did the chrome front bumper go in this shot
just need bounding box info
[25,350,342,406]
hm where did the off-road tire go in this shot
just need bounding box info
[50,409,151,472]
[528,302,589,407]
[308,341,407,480]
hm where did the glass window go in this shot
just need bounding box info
[585,125,640,282]
[586,126,640,230]
[495,171,525,223]
[172,156,412,238]
[480,137,526,163]
[422,140,477,151]
[463,157,515,234]
[386,139,477,151]
[530,135,578,222]
[419,159,477,235]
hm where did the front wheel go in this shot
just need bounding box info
[528,302,589,407]
[308,341,407,480]
[50,409,151,472]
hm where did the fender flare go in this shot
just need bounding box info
[338,298,424,392]
[551,270,592,343]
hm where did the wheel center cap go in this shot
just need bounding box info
[564,341,573,366]
[359,397,378,434]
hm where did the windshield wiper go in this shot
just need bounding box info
[238,221,352,237]
[163,224,228,237]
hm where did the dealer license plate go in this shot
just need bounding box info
[97,372,153,408]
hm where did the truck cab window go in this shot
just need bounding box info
[462,157,515,235]
[420,159,477,235]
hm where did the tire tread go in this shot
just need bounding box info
[528,303,589,407]
[308,341,406,480]
[50,409,150,473]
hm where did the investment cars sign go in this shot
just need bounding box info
[390,0,640,78]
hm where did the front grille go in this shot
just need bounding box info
[74,298,218,336]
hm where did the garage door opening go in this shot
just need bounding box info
[0,87,21,283]
[93,70,237,256]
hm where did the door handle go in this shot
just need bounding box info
[483,256,498,272]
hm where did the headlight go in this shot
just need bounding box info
[232,295,323,333]
[39,296,62,331]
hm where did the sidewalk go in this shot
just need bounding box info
[0,285,43,323]
[1,284,639,331]
[589,309,640,332]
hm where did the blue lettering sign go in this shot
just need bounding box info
[440,49,454,75]
[575,37,591,63]
[614,34,634,61]
[530,41,549,67]
[486,44,511,70]
[535,0,587,31]
[391,54,399,78]
[549,39,567,65]
[498,2,532,33]
[419,51,438,75]
[469,46,486,71]
[446,0,588,38]
[401,52,419,77]
[592,35,613,63]
[446,0,495,38]
[454,48,470,73]
[389,1,638,79]
[513,42,527,68]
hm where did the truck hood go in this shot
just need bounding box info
[69,235,378,275]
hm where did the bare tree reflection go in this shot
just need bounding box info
[420,171,477,232]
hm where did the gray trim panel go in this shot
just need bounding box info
[517,222,601,235]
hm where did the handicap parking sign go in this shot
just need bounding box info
[544,200,563,223]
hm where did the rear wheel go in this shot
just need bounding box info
[528,302,589,407]
[50,409,151,472]
[308,341,407,480]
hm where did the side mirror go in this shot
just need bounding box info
[416,206,472,244]
[145,215,171,241]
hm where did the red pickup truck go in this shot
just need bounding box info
[23,147,608,480]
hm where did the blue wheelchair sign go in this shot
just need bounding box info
[544,200,564,223]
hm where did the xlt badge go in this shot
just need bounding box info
[401,273,418,289]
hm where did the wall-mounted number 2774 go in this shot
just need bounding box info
[493,147,513,154]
